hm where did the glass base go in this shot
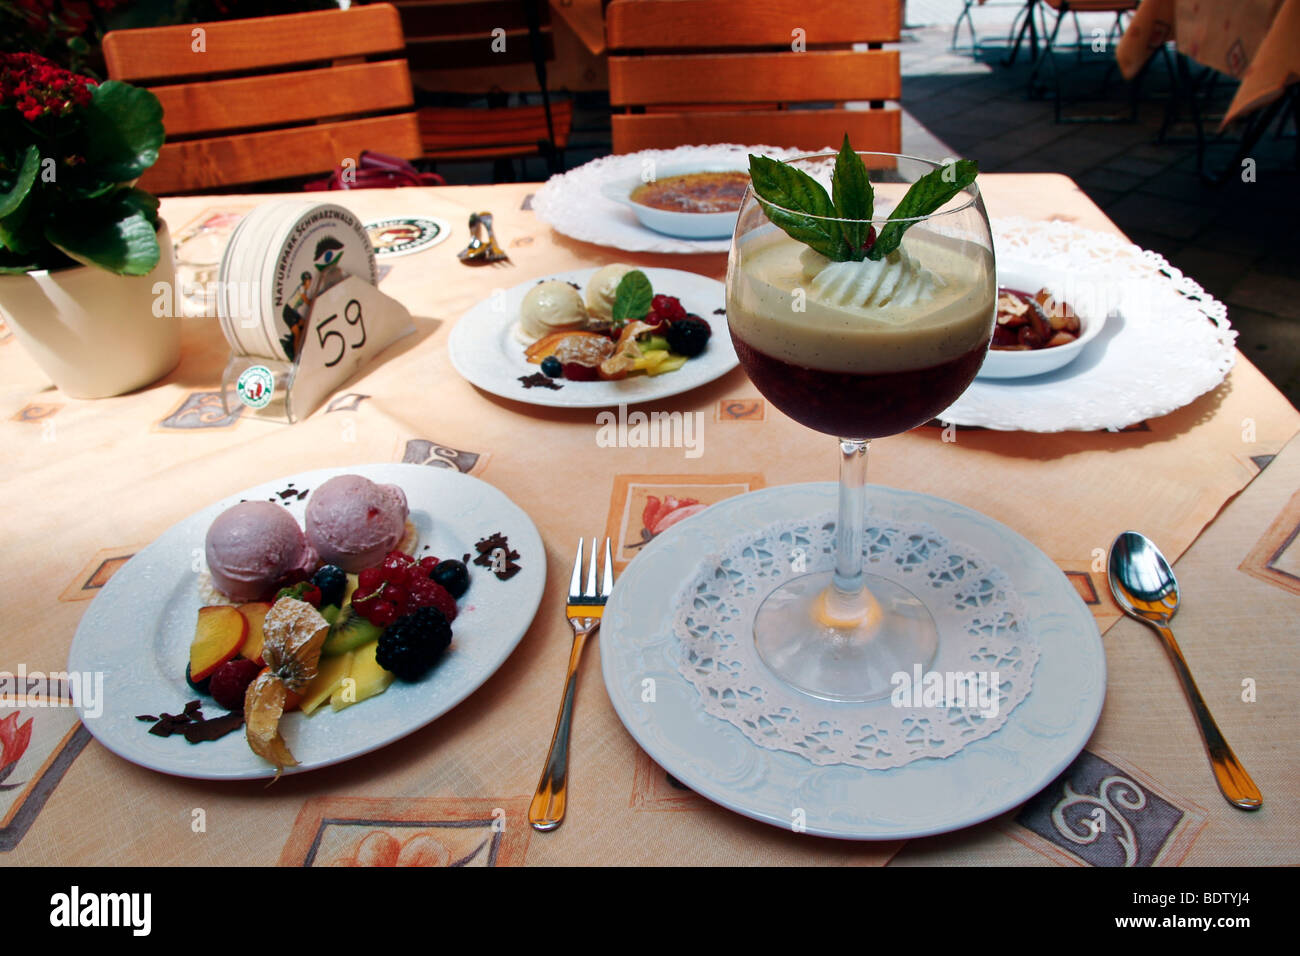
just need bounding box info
[753,571,938,702]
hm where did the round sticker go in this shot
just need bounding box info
[235,365,275,408]
[365,217,451,259]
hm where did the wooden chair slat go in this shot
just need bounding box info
[606,0,901,48]
[610,50,900,105]
[419,101,572,148]
[152,61,413,137]
[103,4,404,81]
[138,113,423,194]
[610,109,902,155]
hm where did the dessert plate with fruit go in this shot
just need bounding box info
[448,265,738,408]
[66,464,545,780]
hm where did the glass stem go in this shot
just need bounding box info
[829,438,870,619]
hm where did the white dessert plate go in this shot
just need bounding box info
[598,162,748,239]
[447,267,738,409]
[941,217,1237,432]
[976,256,1110,380]
[533,144,803,254]
[66,464,546,781]
[601,482,1106,841]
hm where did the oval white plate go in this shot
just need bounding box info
[601,482,1106,840]
[66,464,546,781]
[977,256,1111,379]
[448,267,737,409]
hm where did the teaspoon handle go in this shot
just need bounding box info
[1153,623,1263,810]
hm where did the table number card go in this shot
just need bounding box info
[218,200,415,423]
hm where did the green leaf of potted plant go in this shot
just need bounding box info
[0,52,179,398]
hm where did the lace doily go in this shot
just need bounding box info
[941,217,1237,432]
[670,512,1039,770]
[532,144,805,254]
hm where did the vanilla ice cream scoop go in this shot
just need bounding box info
[585,263,635,320]
[305,475,409,572]
[514,280,588,344]
[205,501,319,601]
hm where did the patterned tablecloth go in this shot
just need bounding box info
[1117,0,1299,126]
[1,174,1296,867]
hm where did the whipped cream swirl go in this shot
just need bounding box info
[799,247,945,322]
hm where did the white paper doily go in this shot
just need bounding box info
[671,512,1039,770]
[532,144,804,253]
[940,217,1238,432]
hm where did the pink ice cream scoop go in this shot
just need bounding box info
[304,475,409,572]
[204,501,319,601]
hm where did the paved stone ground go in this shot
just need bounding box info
[441,0,1299,406]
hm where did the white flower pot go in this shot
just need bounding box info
[0,220,180,399]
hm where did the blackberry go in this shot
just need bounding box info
[376,606,452,681]
[666,315,712,357]
[312,564,348,608]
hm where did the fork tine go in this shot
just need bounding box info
[600,538,613,598]
[568,538,584,600]
[584,537,598,598]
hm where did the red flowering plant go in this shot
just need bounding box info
[0,711,34,790]
[0,51,164,275]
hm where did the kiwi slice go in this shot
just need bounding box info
[322,604,383,657]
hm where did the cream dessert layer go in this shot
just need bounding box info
[728,228,995,374]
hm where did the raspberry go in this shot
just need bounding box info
[651,294,687,322]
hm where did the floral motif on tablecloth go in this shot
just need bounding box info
[714,398,764,422]
[0,684,93,852]
[1239,488,1300,596]
[325,392,370,414]
[158,392,242,430]
[279,796,531,867]
[604,473,765,574]
[1009,749,1207,866]
[59,548,138,602]
[401,439,480,473]
[10,403,61,423]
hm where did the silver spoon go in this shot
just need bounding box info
[1108,531,1262,810]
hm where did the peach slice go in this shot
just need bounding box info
[237,601,272,664]
[189,606,248,682]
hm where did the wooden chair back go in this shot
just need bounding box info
[605,0,903,154]
[102,4,422,194]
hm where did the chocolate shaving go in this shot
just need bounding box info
[518,372,562,390]
[143,700,244,743]
[136,714,158,722]
[473,532,522,581]
[713,308,726,315]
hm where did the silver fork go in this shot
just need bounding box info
[529,537,613,831]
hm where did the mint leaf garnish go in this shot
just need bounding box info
[868,159,978,260]
[748,154,846,260]
[831,135,873,260]
[748,140,979,263]
[611,269,653,327]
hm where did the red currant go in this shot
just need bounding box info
[420,556,439,572]
[384,584,409,611]
[369,600,398,628]
[381,563,406,585]
[358,567,383,592]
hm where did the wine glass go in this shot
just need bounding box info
[725,151,996,702]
